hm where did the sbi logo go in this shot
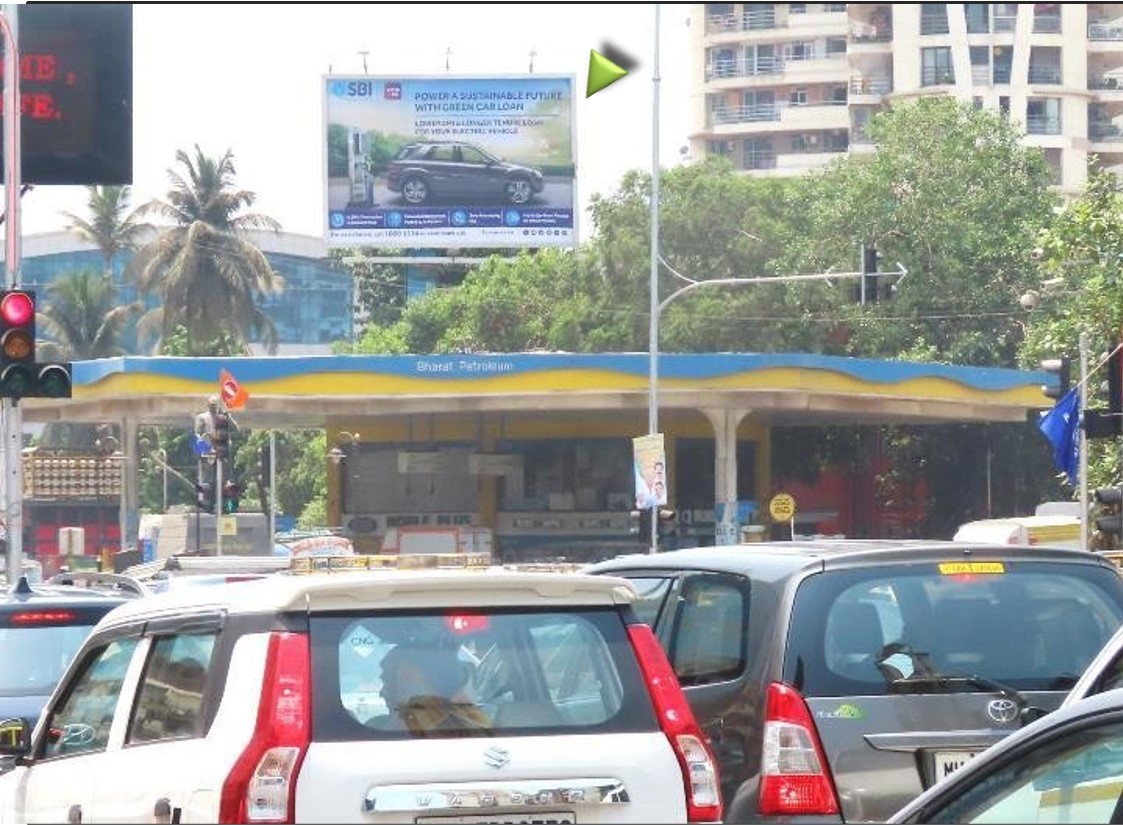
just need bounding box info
[329,212,345,229]
[504,209,522,227]
[343,80,376,97]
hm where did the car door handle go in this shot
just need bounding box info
[67,803,82,825]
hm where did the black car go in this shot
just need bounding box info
[385,141,545,205]
[0,572,144,724]
[587,540,1123,823]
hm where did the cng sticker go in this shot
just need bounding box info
[938,562,1006,575]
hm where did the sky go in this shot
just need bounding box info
[16,3,694,242]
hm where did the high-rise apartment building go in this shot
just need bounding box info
[690,3,1123,195]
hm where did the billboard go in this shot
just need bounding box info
[324,74,576,249]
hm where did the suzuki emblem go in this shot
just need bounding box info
[986,698,1019,724]
[483,745,510,769]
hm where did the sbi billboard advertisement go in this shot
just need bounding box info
[324,74,576,249]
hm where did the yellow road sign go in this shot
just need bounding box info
[769,493,797,522]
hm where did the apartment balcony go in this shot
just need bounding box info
[850,75,892,98]
[1090,120,1123,141]
[1026,116,1062,136]
[1090,74,1123,89]
[921,67,957,87]
[920,16,950,36]
[709,101,850,134]
[1027,66,1062,85]
[705,56,785,84]
[994,15,1018,33]
[1089,22,1123,41]
[1033,15,1062,34]
[849,21,892,45]
[706,8,777,37]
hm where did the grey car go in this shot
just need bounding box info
[385,141,545,205]
[587,540,1123,823]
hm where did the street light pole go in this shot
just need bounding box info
[647,2,662,554]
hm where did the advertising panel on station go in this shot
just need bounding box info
[323,74,577,249]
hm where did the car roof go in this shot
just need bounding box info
[96,568,638,627]
[587,539,1118,582]
[0,576,137,608]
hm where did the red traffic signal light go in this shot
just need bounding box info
[0,290,35,365]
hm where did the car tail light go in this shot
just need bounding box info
[9,610,77,624]
[627,623,722,823]
[219,632,311,824]
[758,681,840,816]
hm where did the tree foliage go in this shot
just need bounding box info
[130,145,284,354]
[36,270,141,361]
[1022,167,1123,489]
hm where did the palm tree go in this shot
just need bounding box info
[36,270,141,361]
[60,185,151,278]
[130,145,283,354]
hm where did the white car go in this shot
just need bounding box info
[0,560,721,824]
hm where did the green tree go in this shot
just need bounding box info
[782,96,1058,367]
[60,185,151,277]
[130,145,283,354]
[1022,167,1123,491]
[36,270,141,361]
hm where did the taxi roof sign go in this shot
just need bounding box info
[290,552,491,575]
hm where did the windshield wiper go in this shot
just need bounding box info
[885,673,1047,726]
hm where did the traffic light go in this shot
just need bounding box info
[0,290,72,399]
[1041,356,1071,401]
[0,290,35,398]
[629,507,677,546]
[222,480,242,514]
[195,481,215,514]
[212,412,230,460]
[1093,487,1122,549]
[862,244,879,305]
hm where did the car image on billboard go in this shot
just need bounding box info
[324,74,576,249]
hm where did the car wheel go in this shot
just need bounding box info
[402,177,428,205]
[506,177,533,205]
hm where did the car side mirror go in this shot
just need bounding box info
[0,717,32,758]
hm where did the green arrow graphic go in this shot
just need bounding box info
[586,49,628,98]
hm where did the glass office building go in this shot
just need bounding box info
[17,229,354,352]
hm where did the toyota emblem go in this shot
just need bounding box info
[986,698,1019,724]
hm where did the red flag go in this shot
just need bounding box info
[219,368,249,411]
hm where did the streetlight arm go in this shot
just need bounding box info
[656,267,902,315]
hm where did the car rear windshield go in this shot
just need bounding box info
[311,607,656,740]
[785,560,1123,696]
[0,622,98,696]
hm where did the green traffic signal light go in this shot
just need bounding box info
[36,363,72,398]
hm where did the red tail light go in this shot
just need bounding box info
[627,623,723,823]
[758,681,840,816]
[219,632,311,824]
[9,610,77,624]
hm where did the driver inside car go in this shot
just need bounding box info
[378,642,490,734]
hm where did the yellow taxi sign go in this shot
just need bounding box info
[290,552,491,575]
[938,561,1006,575]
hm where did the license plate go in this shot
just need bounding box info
[933,750,976,781]
[415,814,576,825]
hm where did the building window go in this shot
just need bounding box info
[825,37,847,57]
[1033,3,1060,34]
[743,138,775,170]
[707,140,734,157]
[1026,97,1061,135]
[790,87,808,106]
[993,46,1012,84]
[789,3,806,13]
[965,3,989,33]
[786,41,814,61]
[1028,46,1062,85]
[921,47,954,86]
[920,3,949,35]
[830,85,848,104]
[972,96,983,110]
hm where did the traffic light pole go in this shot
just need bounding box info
[2,8,22,584]
[215,456,224,556]
[1080,332,1090,551]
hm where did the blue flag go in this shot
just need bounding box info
[193,433,212,457]
[1038,387,1081,486]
